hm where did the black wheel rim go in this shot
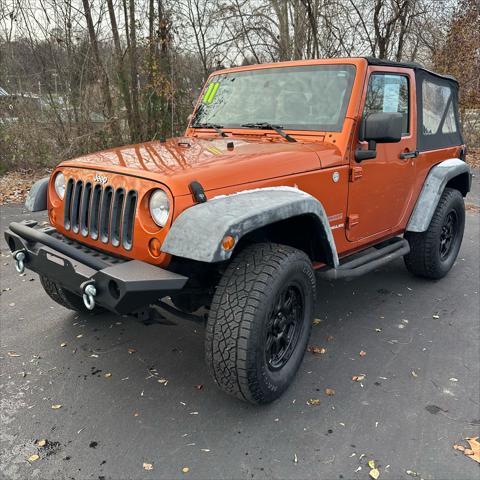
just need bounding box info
[265,283,304,371]
[439,210,458,260]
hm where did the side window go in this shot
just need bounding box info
[422,80,457,135]
[364,74,409,135]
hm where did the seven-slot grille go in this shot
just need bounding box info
[64,178,137,250]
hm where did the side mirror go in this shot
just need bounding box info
[355,112,403,162]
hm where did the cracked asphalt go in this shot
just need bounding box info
[1,174,479,480]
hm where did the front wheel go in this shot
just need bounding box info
[404,187,465,279]
[205,243,316,404]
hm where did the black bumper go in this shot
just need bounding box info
[5,221,188,314]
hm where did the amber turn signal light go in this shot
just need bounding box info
[149,238,162,257]
[222,235,235,251]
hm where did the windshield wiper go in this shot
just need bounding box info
[241,122,297,142]
[192,122,228,137]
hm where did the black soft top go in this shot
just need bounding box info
[364,57,458,84]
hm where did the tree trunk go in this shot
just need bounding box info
[81,0,121,143]
[106,0,135,141]
[128,0,142,140]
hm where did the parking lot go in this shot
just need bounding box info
[1,177,479,480]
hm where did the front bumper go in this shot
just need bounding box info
[5,221,188,314]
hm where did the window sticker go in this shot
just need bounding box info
[203,82,220,104]
[383,81,400,112]
[202,83,214,103]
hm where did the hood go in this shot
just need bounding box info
[60,136,342,196]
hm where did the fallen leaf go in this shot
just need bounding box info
[312,319,322,325]
[127,348,136,354]
[359,350,366,357]
[36,439,47,447]
[465,437,480,463]
[352,375,365,382]
[158,378,168,385]
[143,462,153,471]
[307,345,326,355]
[60,343,67,347]
[28,454,40,463]
[51,404,62,409]
[182,466,190,473]
[307,398,321,405]
[368,460,376,469]
[325,388,335,396]
[7,351,21,357]
[453,444,465,452]
[369,467,380,479]
[411,370,418,378]
[104,373,112,378]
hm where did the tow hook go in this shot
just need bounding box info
[14,250,27,274]
[82,283,97,310]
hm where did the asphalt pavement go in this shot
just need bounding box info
[1,177,479,480]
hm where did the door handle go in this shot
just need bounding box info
[399,150,419,159]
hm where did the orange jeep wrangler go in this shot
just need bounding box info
[6,57,471,404]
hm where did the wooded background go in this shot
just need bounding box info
[0,0,478,172]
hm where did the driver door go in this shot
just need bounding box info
[346,67,417,242]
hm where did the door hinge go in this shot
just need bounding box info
[350,166,363,182]
[347,214,360,229]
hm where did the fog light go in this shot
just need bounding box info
[222,235,235,251]
[149,238,162,257]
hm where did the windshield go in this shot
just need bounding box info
[192,64,356,132]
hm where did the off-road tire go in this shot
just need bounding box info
[205,243,316,404]
[40,275,104,314]
[404,188,465,279]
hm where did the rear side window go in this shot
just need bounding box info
[422,81,458,135]
[364,74,409,135]
[416,71,463,151]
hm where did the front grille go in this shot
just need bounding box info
[64,179,137,250]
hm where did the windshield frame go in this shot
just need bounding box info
[191,63,357,134]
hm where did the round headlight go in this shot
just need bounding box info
[54,172,66,199]
[149,189,170,227]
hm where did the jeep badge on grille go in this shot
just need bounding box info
[94,173,108,184]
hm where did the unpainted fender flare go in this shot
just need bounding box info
[25,177,49,212]
[162,187,339,266]
[406,158,471,233]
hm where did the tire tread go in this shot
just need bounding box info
[205,243,314,403]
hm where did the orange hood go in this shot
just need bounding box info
[60,136,342,196]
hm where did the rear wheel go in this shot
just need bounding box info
[404,188,465,279]
[40,275,104,314]
[205,243,315,404]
